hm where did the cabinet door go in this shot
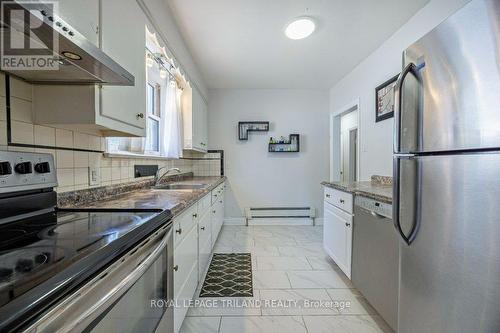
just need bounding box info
[323,202,352,277]
[57,0,99,46]
[210,202,223,249]
[173,226,198,333]
[100,0,146,132]
[198,211,212,281]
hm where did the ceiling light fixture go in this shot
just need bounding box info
[285,17,316,40]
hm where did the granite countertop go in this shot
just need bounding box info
[321,180,393,204]
[59,176,226,217]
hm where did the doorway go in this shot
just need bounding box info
[330,100,359,182]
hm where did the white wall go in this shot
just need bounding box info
[329,0,470,180]
[208,90,329,219]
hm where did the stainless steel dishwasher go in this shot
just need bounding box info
[352,196,398,331]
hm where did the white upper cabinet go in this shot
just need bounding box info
[99,0,147,133]
[33,0,147,137]
[182,85,208,152]
[57,0,99,46]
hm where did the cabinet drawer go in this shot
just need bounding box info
[198,211,211,251]
[197,193,211,217]
[174,226,198,298]
[173,205,197,247]
[324,187,353,214]
[211,183,225,204]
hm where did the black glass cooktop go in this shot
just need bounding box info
[0,210,161,308]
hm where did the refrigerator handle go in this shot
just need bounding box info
[393,156,421,246]
[393,157,411,245]
[393,62,420,153]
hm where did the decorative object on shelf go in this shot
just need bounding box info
[238,121,270,140]
[268,134,300,152]
[375,74,399,122]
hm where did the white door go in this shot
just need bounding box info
[58,0,99,46]
[100,0,146,132]
[323,202,352,277]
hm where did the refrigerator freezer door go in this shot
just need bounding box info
[397,0,500,154]
[395,153,500,333]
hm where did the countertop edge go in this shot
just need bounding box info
[321,181,392,204]
[169,177,227,217]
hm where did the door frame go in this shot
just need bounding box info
[330,98,361,181]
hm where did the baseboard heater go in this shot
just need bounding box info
[244,207,316,226]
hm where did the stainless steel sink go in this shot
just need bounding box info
[153,183,207,190]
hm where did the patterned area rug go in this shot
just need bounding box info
[199,253,253,297]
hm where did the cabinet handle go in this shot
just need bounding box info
[136,113,144,119]
[173,265,179,272]
[193,213,198,218]
[326,194,331,198]
[340,199,345,204]
[345,222,351,227]
[213,210,216,214]
[201,226,205,230]
[219,200,222,203]
[175,228,182,234]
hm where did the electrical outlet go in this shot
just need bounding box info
[88,167,100,186]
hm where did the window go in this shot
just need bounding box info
[106,28,184,159]
[145,83,161,154]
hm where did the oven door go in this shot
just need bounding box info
[24,224,174,333]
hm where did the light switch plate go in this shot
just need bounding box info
[88,167,100,186]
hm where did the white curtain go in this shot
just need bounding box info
[161,79,183,158]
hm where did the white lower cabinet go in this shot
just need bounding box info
[198,208,212,281]
[323,188,353,278]
[211,196,224,249]
[173,182,225,333]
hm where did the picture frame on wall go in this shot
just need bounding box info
[375,74,399,122]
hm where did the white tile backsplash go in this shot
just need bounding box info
[0,75,195,193]
[73,132,90,150]
[55,128,74,148]
[56,150,74,168]
[34,125,55,146]
[10,77,32,101]
[10,97,33,123]
[11,121,34,144]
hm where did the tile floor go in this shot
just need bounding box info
[180,225,393,333]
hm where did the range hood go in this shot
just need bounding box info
[0,1,134,86]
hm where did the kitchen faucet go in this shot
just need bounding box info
[154,167,181,185]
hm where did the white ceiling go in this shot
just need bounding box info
[166,0,429,89]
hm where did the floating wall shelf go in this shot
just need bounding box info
[268,134,300,153]
[238,121,270,140]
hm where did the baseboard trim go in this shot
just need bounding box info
[223,217,324,226]
[248,218,313,226]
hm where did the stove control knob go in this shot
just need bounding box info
[0,161,12,175]
[15,162,33,174]
[34,162,51,174]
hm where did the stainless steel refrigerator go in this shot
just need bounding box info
[393,0,500,332]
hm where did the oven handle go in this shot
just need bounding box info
[62,227,172,333]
